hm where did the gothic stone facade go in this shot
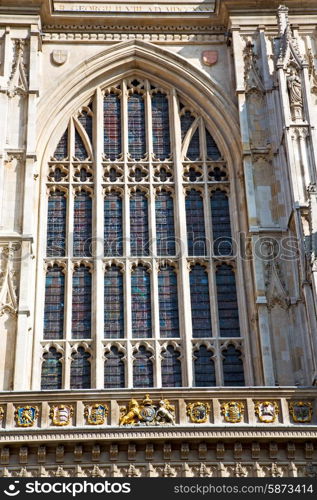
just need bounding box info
[0,0,317,478]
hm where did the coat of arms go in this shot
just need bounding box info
[15,406,39,427]
[51,49,68,66]
[50,404,73,426]
[186,402,210,423]
[119,394,175,426]
[84,403,108,425]
[255,401,279,423]
[289,401,313,423]
[0,407,4,421]
[221,401,245,423]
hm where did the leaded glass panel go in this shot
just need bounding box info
[190,264,212,338]
[131,265,152,338]
[70,347,91,389]
[47,191,66,257]
[104,93,121,160]
[186,189,206,256]
[44,265,65,340]
[194,345,216,387]
[222,344,245,386]
[72,265,92,339]
[41,348,62,390]
[216,264,240,337]
[128,93,146,160]
[104,266,124,339]
[211,190,232,256]
[104,347,125,388]
[155,191,175,256]
[158,266,179,338]
[152,92,170,160]
[133,346,153,388]
[73,191,92,257]
[104,191,123,257]
[161,346,181,387]
[130,190,149,256]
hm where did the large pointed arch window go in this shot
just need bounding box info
[42,78,245,389]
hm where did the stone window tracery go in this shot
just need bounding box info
[42,77,245,389]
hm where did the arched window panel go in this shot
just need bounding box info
[194,345,216,387]
[73,191,92,257]
[78,107,93,143]
[72,265,92,339]
[190,265,212,338]
[41,347,62,390]
[104,191,123,257]
[131,266,152,338]
[222,344,245,386]
[152,92,170,160]
[104,92,121,161]
[180,110,195,141]
[128,93,146,160]
[74,130,88,160]
[210,190,233,256]
[70,347,91,389]
[186,129,200,161]
[216,264,240,338]
[155,191,175,256]
[206,129,221,160]
[158,266,179,338]
[161,346,181,387]
[43,265,65,340]
[133,346,153,388]
[185,189,206,256]
[104,346,125,388]
[53,129,68,160]
[47,190,66,257]
[104,266,124,339]
[130,190,149,256]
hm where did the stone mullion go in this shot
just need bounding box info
[94,88,104,389]
[122,81,132,388]
[171,88,192,387]
[64,260,73,389]
[0,28,10,227]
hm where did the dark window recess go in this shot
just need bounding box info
[158,266,179,338]
[185,189,206,256]
[133,346,153,388]
[131,265,152,338]
[74,130,88,160]
[190,264,212,338]
[70,347,91,389]
[156,191,176,256]
[187,129,200,160]
[194,345,216,387]
[206,129,221,160]
[130,190,149,256]
[53,130,68,160]
[104,191,123,257]
[41,347,62,390]
[180,111,195,141]
[78,109,93,142]
[222,344,245,386]
[72,265,91,339]
[104,346,125,388]
[152,92,170,160]
[43,265,65,340]
[47,191,66,257]
[216,264,240,337]
[211,190,232,256]
[128,93,146,160]
[73,191,92,257]
[104,265,124,339]
[104,93,121,160]
[161,346,182,387]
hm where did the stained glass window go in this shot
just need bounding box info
[104,347,125,388]
[158,266,179,338]
[152,93,170,159]
[79,108,93,142]
[53,129,68,160]
[74,130,88,160]
[73,191,92,257]
[186,189,206,256]
[190,264,212,338]
[187,129,200,160]
[72,265,91,339]
[222,344,245,386]
[181,111,195,141]
[133,346,153,388]
[206,129,221,160]
[104,191,123,257]
[130,190,149,256]
[41,347,62,390]
[194,345,216,387]
[156,191,175,256]
[47,190,66,257]
[131,265,152,338]
[161,346,181,387]
[104,265,124,339]
[216,264,240,337]
[70,347,91,389]
[128,93,146,160]
[211,190,232,256]
[44,265,65,340]
[104,93,121,160]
